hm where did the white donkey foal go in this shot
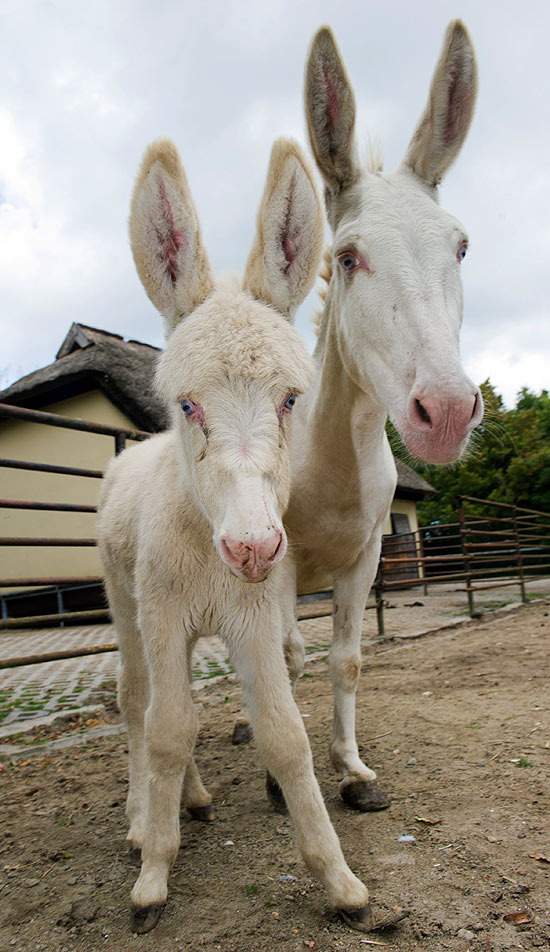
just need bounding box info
[98,138,387,934]
[243,21,483,816]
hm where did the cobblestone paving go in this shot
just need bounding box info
[1,578,548,728]
[0,626,238,726]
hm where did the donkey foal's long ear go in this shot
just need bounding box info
[243,138,323,320]
[305,26,360,195]
[129,139,214,337]
[403,20,478,186]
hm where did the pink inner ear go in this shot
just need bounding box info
[323,65,340,132]
[283,236,297,267]
[159,181,187,284]
[444,54,470,145]
[280,175,298,275]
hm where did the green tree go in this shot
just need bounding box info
[388,381,550,525]
[505,389,550,512]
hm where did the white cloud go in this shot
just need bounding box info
[0,0,548,415]
[464,313,550,407]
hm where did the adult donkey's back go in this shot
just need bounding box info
[280,21,483,812]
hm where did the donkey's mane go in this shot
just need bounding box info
[312,146,383,338]
[312,247,332,337]
[367,142,384,174]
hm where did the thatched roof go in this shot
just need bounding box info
[0,323,168,432]
[394,458,436,497]
[0,322,435,496]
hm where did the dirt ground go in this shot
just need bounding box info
[1,600,549,952]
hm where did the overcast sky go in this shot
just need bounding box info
[1,0,548,407]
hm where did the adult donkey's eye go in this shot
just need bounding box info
[339,252,359,272]
[457,242,468,263]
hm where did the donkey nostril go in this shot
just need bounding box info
[270,533,283,562]
[415,399,432,426]
[470,392,479,422]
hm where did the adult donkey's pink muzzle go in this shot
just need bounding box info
[220,529,287,582]
[403,383,483,463]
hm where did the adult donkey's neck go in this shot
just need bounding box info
[286,280,394,588]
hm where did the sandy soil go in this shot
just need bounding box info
[1,600,549,952]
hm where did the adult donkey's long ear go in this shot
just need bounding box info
[305,26,360,196]
[403,21,478,187]
[129,139,215,337]
[243,138,323,320]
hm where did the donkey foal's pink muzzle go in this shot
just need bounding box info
[220,530,286,582]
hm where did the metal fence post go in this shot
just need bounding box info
[458,500,475,617]
[375,562,385,640]
[418,529,428,596]
[512,506,527,603]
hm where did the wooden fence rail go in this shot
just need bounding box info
[1,403,550,662]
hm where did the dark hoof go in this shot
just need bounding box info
[130,903,165,934]
[232,721,252,745]
[188,802,215,822]
[128,846,142,866]
[266,771,288,814]
[340,780,390,812]
[338,902,410,933]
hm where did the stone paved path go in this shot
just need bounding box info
[1,578,549,729]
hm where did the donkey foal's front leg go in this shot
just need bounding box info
[130,612,197,934]
[232,628,374,927]
[265,619,306,812]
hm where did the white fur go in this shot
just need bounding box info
[97,136,370,926]
[282,21,483,802]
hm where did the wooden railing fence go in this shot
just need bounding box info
[2,403,550,663]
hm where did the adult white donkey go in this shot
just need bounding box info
[98,138,400,934]
[250,21,483,815]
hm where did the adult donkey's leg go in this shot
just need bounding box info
[330,538,390,811]
[229,617,376,929]
[130,600,197,934]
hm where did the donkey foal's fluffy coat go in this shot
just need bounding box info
[97,137,380,934]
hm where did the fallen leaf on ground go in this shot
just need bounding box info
[503,909,534,925]
[528,853,550,863]
[360,940,392,947]
[415,816,441,825]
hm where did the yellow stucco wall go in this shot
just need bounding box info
[1,389,421,596]
[0,391,140,591]
[385,498,419,535]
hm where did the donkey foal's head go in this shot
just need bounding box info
[130,139,322,581]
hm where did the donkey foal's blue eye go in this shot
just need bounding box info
[181,399,194,416]
[285,393,296,410]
